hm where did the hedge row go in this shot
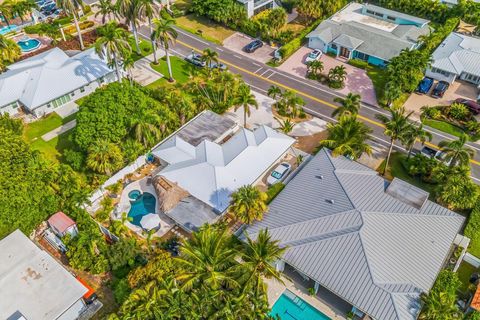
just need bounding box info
[464,200,480,257]
[279,19,322,60]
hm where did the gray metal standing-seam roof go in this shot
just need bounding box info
[430,32,480,76]
[245,149,464,320]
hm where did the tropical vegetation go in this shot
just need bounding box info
[229,185,269,224]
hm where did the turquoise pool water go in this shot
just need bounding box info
[0,25,17,35]
[17,38,41,52]
[270,290,331,320]
[127,191,156,226]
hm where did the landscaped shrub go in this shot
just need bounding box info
[348,58,368,70]
[421,106,442,120]
[266,183,285,204]
[63,149,85,171]
[402,154,437,180]
[448,102,470,121]
[279,19,322,60]
[463,200,480,256]
[63,20,95,35]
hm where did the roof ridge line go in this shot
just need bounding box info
[282,225,361,248]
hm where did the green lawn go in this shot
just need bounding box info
[457,261,477,292]
[380,152,436,196]
[175,14,234,45]
[30,131,76,163]
[366,66,408,107]
[148,56,193,88]
[129,38,154,61]
[422,119,466,138]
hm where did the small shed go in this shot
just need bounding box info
[48,212,78,238]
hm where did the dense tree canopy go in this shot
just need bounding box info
[190,0,246,27]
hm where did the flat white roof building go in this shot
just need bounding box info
[0,47,117,117]
[0,230,88,320]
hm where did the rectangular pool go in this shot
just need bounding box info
[270,290,331,320]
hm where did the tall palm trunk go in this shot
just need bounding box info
[131,22,141,55]
[72,13,84,50]
[149,17,158,64]
[383,138,395,176]
[165,46,173,82]
[244,108,247,128]
[113,52,122,81]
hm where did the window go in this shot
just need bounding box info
[374,12,383,17]
[464,73,480,84]
[431,67,450,77]
[331,44,337,49]
[356,52,370,61]
[387,15,396,21]
[49,94,71,108]
[366,9,375,15]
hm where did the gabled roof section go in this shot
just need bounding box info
[0,47,113,110]
[245,149,464,320]
[47,212,76,234]
[430,32,480,76]
[156,125,295,213]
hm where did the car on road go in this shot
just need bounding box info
[431,81,449,98]
[305,49,323,64]
[267,162,291,186]
[244,39,263,53]
[185,52,227,70]
[415,77,434,94]
[454,98,480,115]
[420,146,451,166]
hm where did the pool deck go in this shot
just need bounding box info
[117,176,175,238]
[265,267,349,320]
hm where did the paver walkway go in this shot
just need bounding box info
[131,50,166,85]
[42,120,77,141]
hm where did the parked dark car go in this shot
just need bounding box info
[431,81,449,98]
[455,98,480,115]
[244,39,263,53]
[416,77,434,94]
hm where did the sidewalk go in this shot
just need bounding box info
[130,49,166,85]
[42,120,76,141]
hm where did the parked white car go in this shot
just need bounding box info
[267,162,292,186]
[305,49,323,64]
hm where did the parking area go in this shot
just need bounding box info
[223,32,276,64]
[277,46,378,106]
[403,80,479,116]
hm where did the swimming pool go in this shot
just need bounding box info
[0,25,17,35]
[127,191,156,226]
[270,290,331,320]
[17,38,41,52]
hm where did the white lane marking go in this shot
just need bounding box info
[260,69,272,77]
[266,71,276,79]
[252,62,261,67]
[233,54,243,60]
[254,67,263,74]
[171,49,186,58]
[216,47,224,52]
[174,28,209,45]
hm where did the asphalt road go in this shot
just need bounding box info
[138,25,480,182]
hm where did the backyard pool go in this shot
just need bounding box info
[127,191,156,226]
[17,37,41,52]
[0,25,17,35]
[270,290,331,320]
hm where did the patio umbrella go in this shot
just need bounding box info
[140,213,161,231]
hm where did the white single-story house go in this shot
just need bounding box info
[0,47,117,117]
[152,116,295,231]
[426,32,480,85]
[306,3,430,67]
[245,149,464,320]
[236,0,279,18]
[0,230,89,320]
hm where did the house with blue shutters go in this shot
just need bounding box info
[306,3,431,67]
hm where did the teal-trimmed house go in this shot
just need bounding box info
[306,3,431,67]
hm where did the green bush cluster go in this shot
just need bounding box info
[279,19,322,60]
[347,58,368,70]
[464,200,480,256]
[266,183,285,204]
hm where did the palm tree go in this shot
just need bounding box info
[384,81,403,106]
[403,123,432,158]
[419,290,461,320]
[0,2,13,27]
[56,0,84,50]
[275,117,296,134]
[229,185,268,225]
[320,115,372,159]
[277,90,305,118]
[151,16,177,82]
[376,107,413,175]
[201,48,219,76]
[122,55,136,86]
[138,0,159,62]
[175,224,239,291]
[328,65,347,87]
[93,0,119,24]
[0,35,21,69]
[267,85,282,100]
[438,134,475,167]
[131,111,163,147]
[306,60,323,78]
[86,140,124,175]
[233,84,258,127]
[7,0,36,23]
[332,93,361,118]
[94,22,131,81]
[112,212,132,237]
[117,0,142,55]
[436,174,479,210]
[238,229,286,296]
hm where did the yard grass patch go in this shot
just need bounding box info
[148,56,193,88]
[457,261,477,292]
[422,118,465,138]
[129,38,153,61]
[30,130,76,163]
[24,112,77,142]
[380,152,436,196]
[175,14,234,44]
[365,66,408,107]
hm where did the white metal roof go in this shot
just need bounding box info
[0,47,113,110]
[154,125,295,213]
[430,32,480,76]
[246,149,464,320]
[0,230,87,320]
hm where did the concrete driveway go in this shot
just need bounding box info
[403,80,479,116]
[278,46,378,106]
[223,33,276,64]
